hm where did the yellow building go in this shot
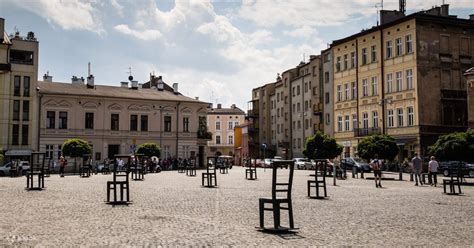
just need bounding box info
[0,18,39,158]
[332,5,473,159]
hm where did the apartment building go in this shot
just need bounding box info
[249,82,275,158]
[332,5,473,159]
[466,67,474,129]
[0,18,39,157]
[321,48,334,137]
[38,76,210,166]
[206,104,245,157]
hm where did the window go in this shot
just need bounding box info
[396,71,402,91]
[352,114,357,130]
[58,112,68,129]
[22,100,29,121]
[85,112,94,129]
[386,40,393,59]
[324,72,329,83]
[388,109,394,127]
[57,145,62,159]
[344,83,349,100]
[343,54,348,70]
[325,92,330,104]
[336,56,341,72]
[304,82,308,93]
[362,79,368,97]
[129,115,138,131]
[406,69,413,89]
[111,114,119,131]
[46,111,55,129]
[298,138,301,149]
[14,76,21,96]
[297,85,300,95]
[372,111,378,128]
[351,52,356,68]
[405,34,413,54]
[216,121,221,130]
[362,48,368,65]
[46,145,54,159]
[362,113,369,129]
[345,115,350,131]
[337,85,342,101]
[371,77,378,96]
[297,103,300,112]
[407,107,414,126]
[23,76,30,97]
[337,116,342,132]
[95,152,101,161]
[371,45,377,62]
[21,125,28,145]
[305,119,309,130]
[297,120,301,129]
[228,121,233,130]
[141,115,148,131]
[228,135,233,145]
[182,117,189,132]
[216,135,221,144]
[164,116,172,132]
[397,108,404,127]
[12,124,19,145]
[13,100,20,120]
[304,101,308,111]
[386,73,393,93]
[326,113,330,125]
[396,38,402,56]
[351,82,356,99]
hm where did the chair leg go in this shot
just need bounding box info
[288,201,294,229]
[323,182,327,197]
[273,203,280,229]
[259,200,264,228]
[458,181,462,194]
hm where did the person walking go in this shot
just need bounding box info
[370,154,382,188]
[412,153,423,186]
[59,156,66,177]
[428,156,439,187]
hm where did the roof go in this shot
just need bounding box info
[2,31,11,45]
[207,107,245,115]
[37,81,207,104]
[331,11,474,47]
[465,67,474,76]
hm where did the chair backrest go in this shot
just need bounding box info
[314,159,328,179]
[450,162,464,180]
[30,152,46,172]
[271,160,295,200]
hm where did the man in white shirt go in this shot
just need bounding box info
[428,156,439,186]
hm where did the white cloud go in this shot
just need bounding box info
[6,0,104,34]
[114,24,162,41]
[110,0,124,17]
[283,25,317,39]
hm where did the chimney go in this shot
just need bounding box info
[0,18,4,43]
[217,104,222,109]
[470,14,474,21]
[86,74,94,88]
[195,97,199,100]
[231,104,236,109]
[131,80,138,89]
[309,55,317,60]
[157,76,164,91]
[72,76,85,85]
[440,4,449,17]
[120,81,128,88]
[43,72,53,82]
[172,83,178,94]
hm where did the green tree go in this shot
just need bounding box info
[357,135,399,161]
[0,148,4,165]
[136,142,161,158]
[428,130,474,163]
[303,131,343,159]
[62,138,92,173]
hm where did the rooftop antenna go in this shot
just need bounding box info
[88,62,91,76]
[127,67,133,81]
[399,0,406,14]
[375,2,382,25]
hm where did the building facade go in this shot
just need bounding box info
[465,67,474,129]
[0,18,39,158]
[206,104,245,157]
[321,48,334,137]
[38,77,210,166]
[332,5,473,159]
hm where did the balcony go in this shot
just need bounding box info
[0,63,11,72]
[354,127,381,137]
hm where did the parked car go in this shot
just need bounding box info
[438,161,474,177]
[0,161,29,176]
[263,159,273,168]
[341,157,371,172]
[293,158,311,170]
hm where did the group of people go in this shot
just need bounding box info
[369,153,439,188]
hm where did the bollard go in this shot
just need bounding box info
[361,170,364,179]
[399,171,403,181]
[410,173,414,181]
[352,166,356,178]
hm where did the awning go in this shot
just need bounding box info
[395,137,417,146]
[5,149,32,156]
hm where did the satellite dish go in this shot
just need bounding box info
[128,75,133,81]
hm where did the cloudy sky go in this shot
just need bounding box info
[1,0,473,110]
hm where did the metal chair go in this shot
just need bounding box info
[307,159,328,199]
[258,160,296,232]
[26,152,46,190]
[245,159,257,180]
[443,162,463,195]
[202,157,217,187]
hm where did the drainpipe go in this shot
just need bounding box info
[176,102,180,159]
[36,90,42,151]
[380,28,386,135]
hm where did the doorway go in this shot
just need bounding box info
[108,145,120,160]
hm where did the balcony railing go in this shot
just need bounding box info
[354,127,381,137]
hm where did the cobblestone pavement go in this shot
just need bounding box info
[0,167,473,247]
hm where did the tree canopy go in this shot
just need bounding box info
[357,135,399,161]
[303,131,343,159]
[136,142,161,158]
[62,138,92,158]
[0,148,4,165]
[428,130,474,162]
